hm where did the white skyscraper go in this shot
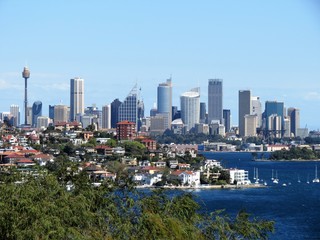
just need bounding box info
[70,77,84,121]
[10,105,20,127]
[102,104,111,129]
[180,88,200,132]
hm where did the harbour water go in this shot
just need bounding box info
[195,152,320,239]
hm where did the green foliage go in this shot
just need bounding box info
[121,141,146,156]
[270,147,318,160]
[0,167,274,239]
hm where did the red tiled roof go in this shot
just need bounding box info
[16,158,34,163]
[117,120,135,125]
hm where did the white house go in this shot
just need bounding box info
[229,169,251,185]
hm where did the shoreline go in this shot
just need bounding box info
[136,183,265,190]
[253,159,320,162]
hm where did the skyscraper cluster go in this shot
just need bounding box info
[0,66,304,139]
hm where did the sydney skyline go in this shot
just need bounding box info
[0,1,320,130]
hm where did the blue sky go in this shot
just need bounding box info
[0,1,320,130]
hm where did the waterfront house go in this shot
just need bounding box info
[229,168,251,185]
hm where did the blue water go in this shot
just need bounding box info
[195,152,320,240]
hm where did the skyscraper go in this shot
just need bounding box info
[118,84,139,130]
[223,109,231,133]
[157,78,172,129]
[264,101,284,137]
[32,101,42,127]
[180,88,200,132]
[208,79,223,124]
[54,105,69,123]
[251,96,262,127]
[200,102,206,124]
[70,77,84,121]
[287,108,300,137]
[111,99,122,128]
[10,105,20,127]
[102,104,111,129]
[238,90,251,137]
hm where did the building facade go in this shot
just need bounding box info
[32,101,42,127]
[238,90,251,137]
[223,109,231,133]
[208,79,223,124]
[118,85,139,130]
[102,104,111,129]
[10,105,20,127]
[287,107,300,137]
[116,120,136,140]
[180,88,200,132]
[70,77,84,121]
[157,78,172,129]
[54,105,69,123]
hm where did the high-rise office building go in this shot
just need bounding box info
[200,102,206,124]
[10,105,20,127]
[54,105,69,123]
[180,88,200,132]
[251,96,262,127]
[157,78,172,129]
[208,79,223,124]
[223,109,231,133]
[32,101,42,127]
[70,77,84,121]
[37,116,50,129]
[102,104,111,129]
[49,105,55,120]
[283,116,291,138]
[238,90,251,137]
[118,84,139,131]
[287,108,300,137]
[264,101,284,137]
[244,114,258,137]
[111,99,122,128]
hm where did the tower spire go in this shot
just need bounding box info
[22,66,30,125]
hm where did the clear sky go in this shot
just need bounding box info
[0,0,320,130]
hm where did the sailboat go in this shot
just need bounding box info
[271,169,274,181]
[307,174,310,184]
[312,165,320,183]
[255,168,259,184]
[273,171,279,184]
[253,167,256,180]
[297,175,301,183]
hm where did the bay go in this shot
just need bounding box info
[194,152,320,239]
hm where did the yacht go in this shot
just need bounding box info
[312,165,320,183]
[273,171,279,184]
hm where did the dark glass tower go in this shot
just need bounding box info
[32,101,42,127]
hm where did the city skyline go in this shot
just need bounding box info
[1,1,320,130]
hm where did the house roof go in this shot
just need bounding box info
[16,158,34,163]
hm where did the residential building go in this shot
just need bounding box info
[116,120,136,140]
[229,169,251,185]
[208,79,223,124]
